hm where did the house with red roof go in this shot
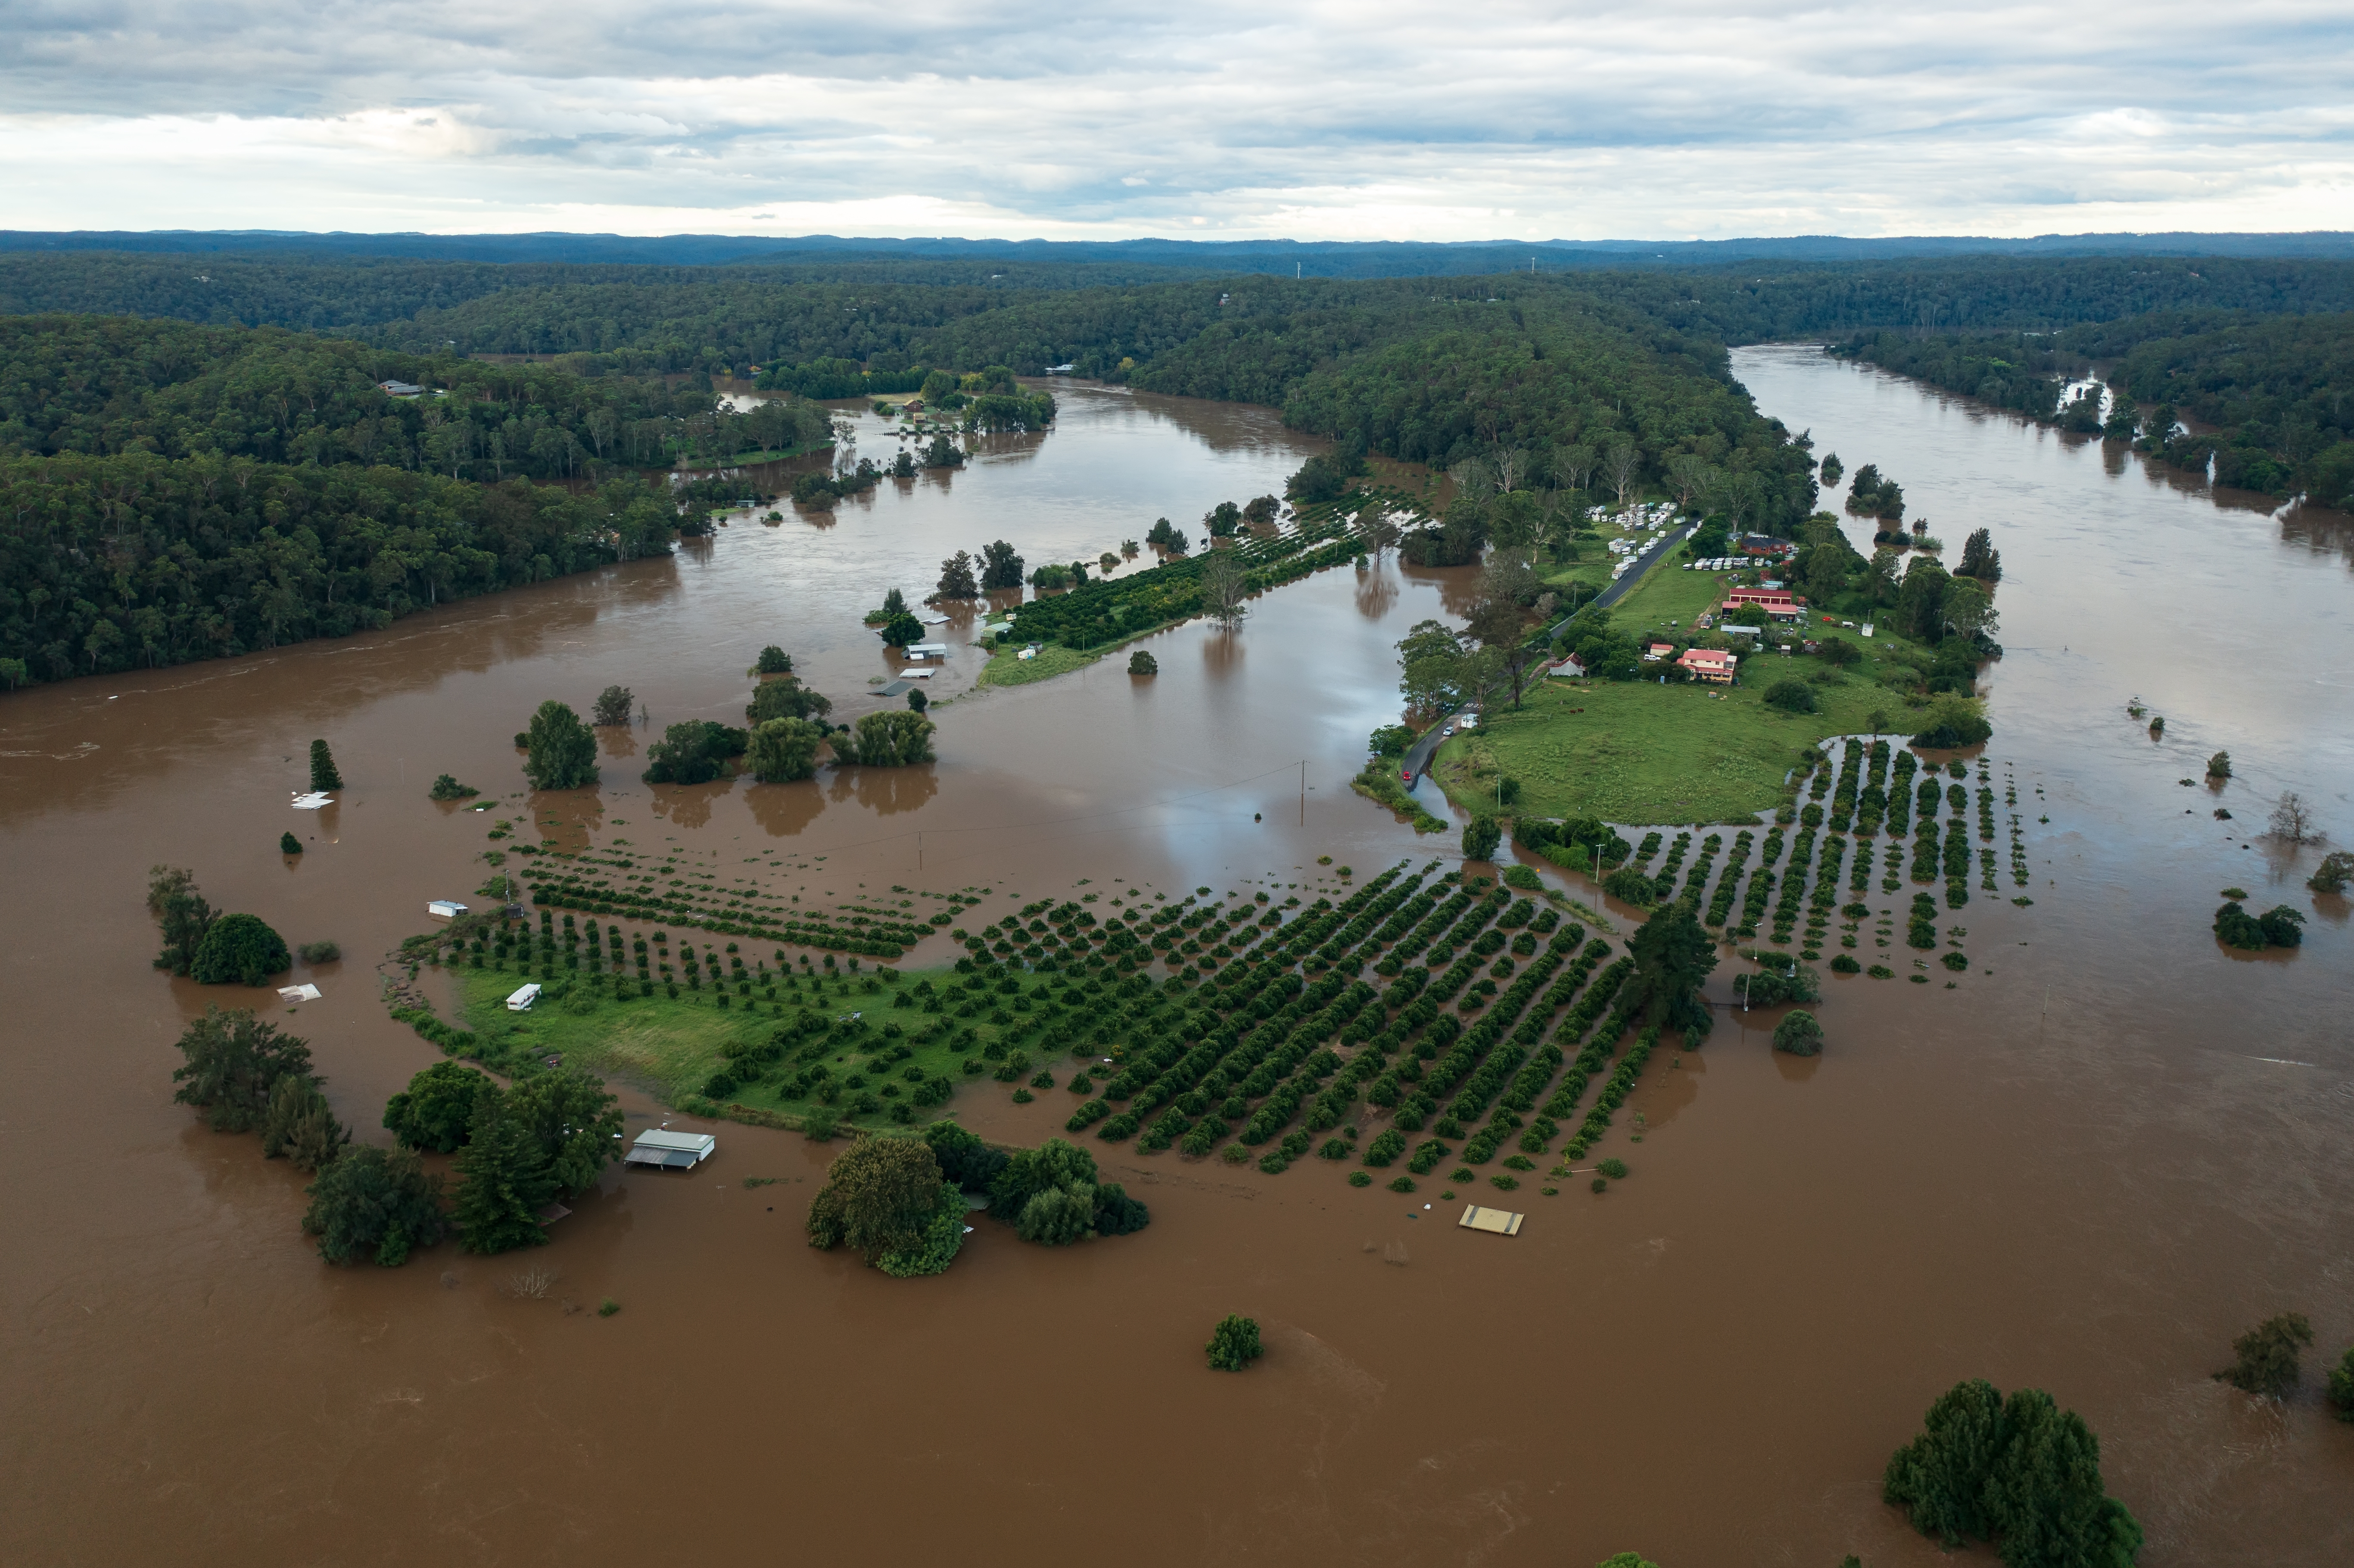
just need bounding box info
[1678,647,1739,684]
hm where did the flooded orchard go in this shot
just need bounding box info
[2,365,2349,1567]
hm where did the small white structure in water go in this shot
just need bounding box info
[506,982,542,1011]
[897,666,936,679]
[903,642,949,658]
[626,1128,717,1170]
[277,983,323,1003]
[291,790,334,809]
[427,899,467,919]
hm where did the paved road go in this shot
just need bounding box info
[1397,524,1692,783]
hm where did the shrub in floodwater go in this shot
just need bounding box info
[2329,1346,2354,1422]
[1831,954,1861,974]
[1868,964,1893,979]
[1591,1177,1608,1193]
[1388,1175,1416,1193]
[1882,1380,2140,1566]
[2306,853,2354,896]
[192,912,291,986]
[1772,1010,1824,1056]
[280,831,303,855]
[2215,1313,2314,1398]
[1488,1174,1519,1191]
[1596,1157,1629,1179]
[1940,951,1969,971]
[1348,1170,1372,1187]
[1207,1313,1264,1371]
[1128,650,1158,675]
[428,774,478,801]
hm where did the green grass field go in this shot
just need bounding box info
[442,960,1093,1130]
[974,641,1104,688]
[1605,562,1741,631]
[1433,640,1921,825]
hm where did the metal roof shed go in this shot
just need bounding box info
[626,1129,717,1170]
[1458,1204,1525,1235]
[428,899,468,919]
[506,983,542,1012]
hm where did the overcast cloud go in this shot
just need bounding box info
[3,0,2350,239]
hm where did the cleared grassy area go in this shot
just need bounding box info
[1432,642,1922,826]
[1605,563,1740,631]
[442,960,1091,1130]
[974,641,1105,688]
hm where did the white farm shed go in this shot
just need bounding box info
[506,983,542,1011]
[427,899,468,919]
[626,1129,717,1170]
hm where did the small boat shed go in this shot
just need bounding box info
[626,1128,717,1170]
[428,899,468,919]
[506,982,542,1011]
[1458,1204,1525,1236]
[903,642,949,659]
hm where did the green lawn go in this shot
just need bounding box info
[1606,562,1740,632]
[974,641,1105,688]
[442,961,1095,1130]
[1433,642,1922,826]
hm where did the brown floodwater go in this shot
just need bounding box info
[3,364,2350,1567]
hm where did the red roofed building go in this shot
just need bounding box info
[1723,587,1804,619]
[1678,647,1738,684]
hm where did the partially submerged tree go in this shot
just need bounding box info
[2216,1313,2314,1399]
[308,739,343,793]
[747,676,832,726]
[1207,1313,1264,1371]
[451,1090,557,1255]
[806,1135,964,1276]
[1883,1379,2141,1567]
[935,550,979,600]
[192,911,291,986]
[384,1061,497,1154]
[747,716,826,783]
[1772,1009,1825,1056]
[1624,901,1718,1037]
[427,773,479,800]
[1201,549,1248,624]
[261,1073,349,1171]
[979,539,1025,590]
[590,684,636,725]
[171,1006,315,1133]
[832,711,935,768]
[147,865,216,976]
[2268,791,2321,844]
[523,700,598,790]
[302,1145,446,1267]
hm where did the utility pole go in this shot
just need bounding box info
[1298,760,1306,826]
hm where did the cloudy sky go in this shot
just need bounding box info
[5,0,2351,240]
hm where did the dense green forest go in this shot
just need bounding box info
[2108,311,2354,501]
[1834,307,2354,504]
[0,457,680,680]
[0,314,831,479]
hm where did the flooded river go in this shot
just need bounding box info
[2,364,2349,1566]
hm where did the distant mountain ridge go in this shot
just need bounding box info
[4,229,2351,275]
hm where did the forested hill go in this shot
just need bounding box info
[0,314,830,479]
[11,251,2354,368]
[1832,308,2354,506]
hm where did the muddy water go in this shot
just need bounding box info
[4,364,2352,1566]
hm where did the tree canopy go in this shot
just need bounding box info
[1883,1379,2142,1568]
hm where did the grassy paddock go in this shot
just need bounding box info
[975,641,1106,688]
[1605,562,1742,630]
[1434,648,1918,825]
[443,959,1096,1131]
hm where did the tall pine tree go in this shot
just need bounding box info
[308,738,343,792]
[452,1090,555,1254]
